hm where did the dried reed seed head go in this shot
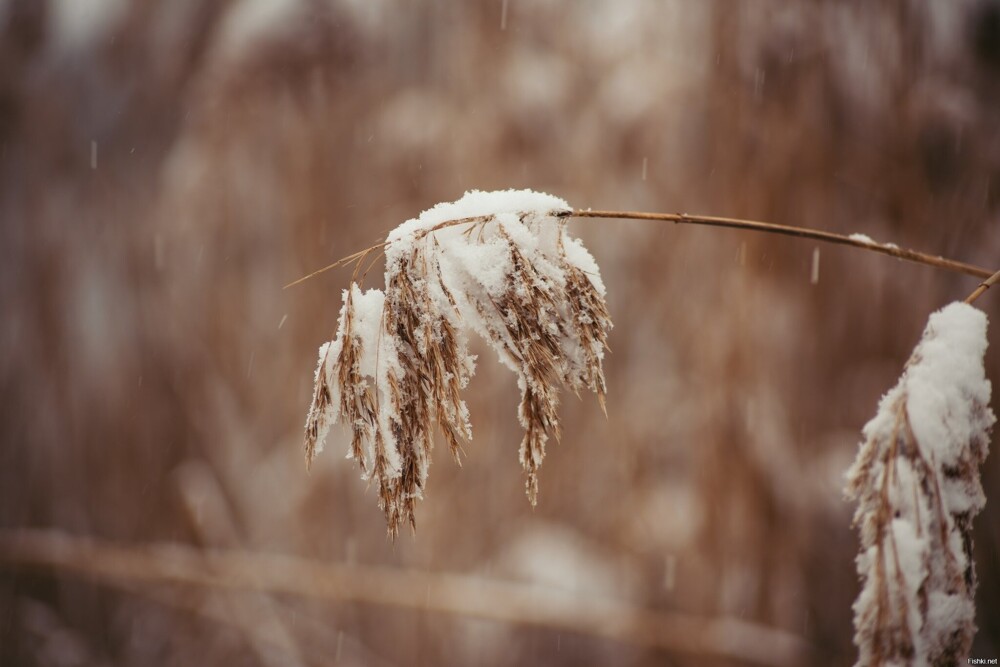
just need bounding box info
[845,302,994,666]
[304,190,612,536]
[561,262,611,409]
[427,311,473,462]
[304,343,336,469]
[380,242,477,532]
[476,233,568,504]
[337,295,378,474]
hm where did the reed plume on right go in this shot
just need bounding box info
[846,302,995,666]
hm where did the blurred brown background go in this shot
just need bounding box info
[1,1,999,665]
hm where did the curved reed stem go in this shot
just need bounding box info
[572,210,994,280]
[285,208,995,288]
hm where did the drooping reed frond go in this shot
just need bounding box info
[305,190,612,536]
[845,302,995,666]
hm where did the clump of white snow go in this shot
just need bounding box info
[385,189,570,247]
[846,302,994,666]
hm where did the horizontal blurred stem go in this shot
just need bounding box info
[572,210,994,280]
[0,529,810,667]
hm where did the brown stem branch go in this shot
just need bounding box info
[284,208,995,288]
[572,210,994,280]
[965,269,1000,305]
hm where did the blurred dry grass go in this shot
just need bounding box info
[1,1,999,665]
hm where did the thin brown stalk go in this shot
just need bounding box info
[965,269,1000,305]
[284,214,501,289]
[285,245,380,289]
[573,210,994,279]
[0,528,812,667]
[286,209,993,289]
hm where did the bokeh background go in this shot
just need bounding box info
[2,1,1000,665]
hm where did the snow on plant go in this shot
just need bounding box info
[845,302,995,666]
[304,190,612,536]
[296,187,999,663]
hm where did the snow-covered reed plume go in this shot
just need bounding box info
[846,302,995,666]
[305,190,612,536]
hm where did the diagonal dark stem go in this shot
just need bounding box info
[965,269,1000,305]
